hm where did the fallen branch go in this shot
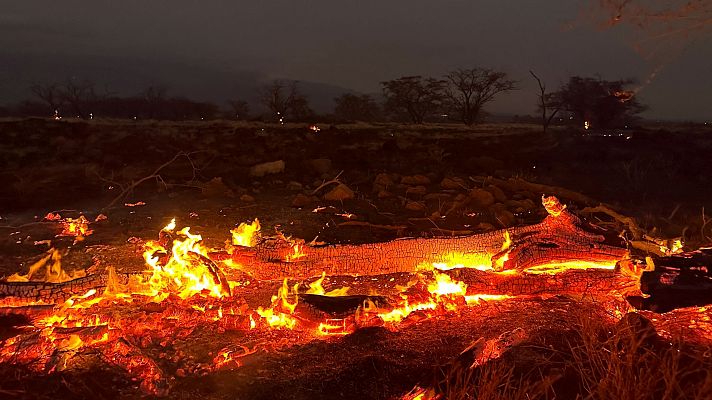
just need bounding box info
[310,170,344,195]
[581,204,644,240]
[102,152,200,211]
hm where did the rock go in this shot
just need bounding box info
[505,199,536,211]
[287,181,303,191]
[521,198,537,209]
[491,206,515,227]
[476,222,496,231]
[201,177,234,198]
[401,174,431,186]
[377,190,393,199]
[308,159,332,174]
[406,185,427,197]
[485,185,507,202]
[240,194,255,203]
[291,193,313,208]
[323,184,355,201]
[249,160,285,177]
[405,201,426,212]
[469,189,496,208]
[373,173,395,193]
[424,193,452,202]
[440,177,467,190]
[454,193,468,202]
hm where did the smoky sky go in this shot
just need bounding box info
[1,1,710,120]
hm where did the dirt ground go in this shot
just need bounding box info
[1,118,711,399]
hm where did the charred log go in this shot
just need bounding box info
[0,272,133,304]
[299,294,389,315]
[637,248,712,312]
[233,197,627,280]
[0,197,628,304]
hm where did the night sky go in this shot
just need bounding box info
[1,1,710,120]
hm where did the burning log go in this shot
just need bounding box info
[636,248,712,312]
[232,196,627,280]
[0,271,133,304]
[0,196,628,304]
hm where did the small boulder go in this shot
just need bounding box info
[373,173,395,193]
[323,184,355,201]
[377,190,393,199]
[249,160,285,177]
[406,185,427,197]
[240,194,255,203]
[405,201,426,212]
[440,177,467,190]
[202,177,234,198]
[286,181,303,191]
[476,222,496,231]
[291,193,313,208]
[485,185,507,202]
[424,193,452,202]
[308,159,332,174]
[469,188,496,208]
[492,207,515,227]
[401,174,431,186]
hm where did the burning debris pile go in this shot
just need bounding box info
[0,196,710,398]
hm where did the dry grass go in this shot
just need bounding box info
[566,314,712,400]
[437,360,551,400]
[431,312,712,400]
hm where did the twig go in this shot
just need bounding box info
[102,152,194,211]
[310,170,344,195]
[580,205,644,240]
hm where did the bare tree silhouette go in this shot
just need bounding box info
[529,70,561,133]
[444,68,516,125]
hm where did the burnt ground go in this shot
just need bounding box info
[1,118,712,399]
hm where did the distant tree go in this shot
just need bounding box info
[444,68,516,125]
[227,99,251,120]
[381,76,445,124]
[553,76,646,129]
[529,70,562,133]
[142,85,168,119]
[260,80,312,122]
[59,78,99,118]
[333,93,380,122]
[288,94,314,121]
[30,83,64,115]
